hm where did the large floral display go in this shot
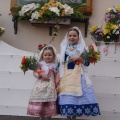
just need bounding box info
[10,0,85,41]
[89,6,120,44]
[10,0,84,23]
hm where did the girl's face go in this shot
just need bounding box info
[42,49,54,63]
[67,30,79,44]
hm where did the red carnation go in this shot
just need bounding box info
[38,44,43,48]
[44,44,47,47]
[21,56,26,65]
[90,57,96,63]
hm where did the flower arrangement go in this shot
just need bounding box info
[11,0,83,22]
[20,56,43,74]
[89,5,120,44]
[0,27,5,36]
[81,45,100,64]
[105,6,120,24]
[10,0,84,42]
[38,43,47,51]
[89,25,103,42]
[103,22,120,42]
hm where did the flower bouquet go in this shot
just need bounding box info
[0,27,5,36]
[20,56,44,74]
[81,45,100,64]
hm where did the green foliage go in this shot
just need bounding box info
[81,45,101,64]
[20,56,38,74]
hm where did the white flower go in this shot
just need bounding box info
[19,3,39,16]
[49,7,60,16]
[115,31,119,34]
[112,7,117,13]
[0,27,5,35]
[62,4,73,15]
[19,11,23,16]
[30,11,40,21]
[112,29,116,33]
[107,36,110,39]
[0,27,5,31]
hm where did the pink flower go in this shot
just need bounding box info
[103,46,108,53]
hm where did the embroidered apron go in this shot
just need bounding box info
[58,63,83,96]
[29,71,57,102]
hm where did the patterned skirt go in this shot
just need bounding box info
[27,101,57,117]
[58,75,100,117]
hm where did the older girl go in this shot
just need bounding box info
[58,27,100,119]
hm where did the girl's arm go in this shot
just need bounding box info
[33,63,42,78]
[69,56,84,64]
[33,71,49,80]
[69,56,90,66]
[54,72,60,93]
[33,71,41,78]
[79,57,90,66]
[33,63,46,79]
[55,72,60,88]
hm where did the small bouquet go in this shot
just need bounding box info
[81,45,100,64]
[20,56,44,74]
[0,27,5,36]
[38,44,47,51]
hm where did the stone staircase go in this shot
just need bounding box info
[1,40,120,120]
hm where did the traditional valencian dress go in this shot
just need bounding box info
[27,61,57,117]
[58,27,100,117]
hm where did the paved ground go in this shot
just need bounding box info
[0,115,67,120]
[0,115,87,120]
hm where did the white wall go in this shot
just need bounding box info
[0,0,119,53]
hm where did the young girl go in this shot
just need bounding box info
[58,26,100,119]
[27,45,58,120]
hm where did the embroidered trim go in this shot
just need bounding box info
[59,103,100,117]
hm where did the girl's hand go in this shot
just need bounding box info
[40,73,49,80]
[69,56,84,64]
